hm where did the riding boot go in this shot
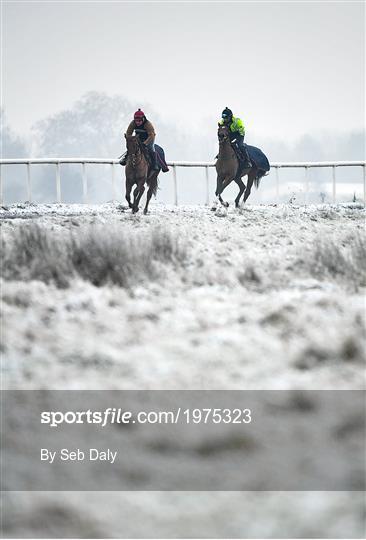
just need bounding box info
[243,145,252,169]
[150,149,159,171]
[119,152,128,166]
[157,148,169,172]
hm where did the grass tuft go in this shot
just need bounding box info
[300,232,366,289]
[2,224,187,288]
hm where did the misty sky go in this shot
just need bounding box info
[2,0,365,142]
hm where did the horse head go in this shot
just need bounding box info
[217,123,230,143]
[125,134,141,156]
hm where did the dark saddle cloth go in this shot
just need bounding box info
[232,143,270,173]
[142,143,169,173]
[247,145,270,172]
[155,144,169,172]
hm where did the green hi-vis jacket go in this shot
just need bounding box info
[219,116,245,136]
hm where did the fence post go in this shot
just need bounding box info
[56,163,61,203]
[304,166,309,205]
[111,163,116,200]
[275,167,280,204]
[363,164,366,207]
[332,165,336,204]
[82,163,88,204]
[0,164,2,205]
[173,165,178,205]
[205,166,210,206]
[27,163,32,202]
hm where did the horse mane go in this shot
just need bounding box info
[126,135,144,156]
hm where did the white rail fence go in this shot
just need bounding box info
[0,158,365,206]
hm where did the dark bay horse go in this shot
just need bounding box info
[213,124,269,210]
[125,134,158,214]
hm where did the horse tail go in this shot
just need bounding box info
[149,174,159,197]
[153,177,159,197]
[254,170,267,189]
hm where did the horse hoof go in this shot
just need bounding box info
[224,201,229,208]
[215,206,228,218]
[132,207,139,214]
[143,208,148,215]
[211,206,217,212]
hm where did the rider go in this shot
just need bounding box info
[219,107,252,169]
[121,109,159,170]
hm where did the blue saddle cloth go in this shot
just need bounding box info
[247,145,270,172]
[154,144,168,170]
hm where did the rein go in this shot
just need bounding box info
[218,137,236,161]
[128,140,146,168]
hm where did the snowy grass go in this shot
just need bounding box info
[1,203,365,539]
[2,223,187,288]
[300,232,366,289]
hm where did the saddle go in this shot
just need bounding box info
[214,144,249,164]
[140,144,169,173]
[119,142,169,173]
[153,144,169,173]
[232,142,248,166]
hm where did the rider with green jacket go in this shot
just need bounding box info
[219,107,252,169]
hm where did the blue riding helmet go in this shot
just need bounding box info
[222,107,233,119]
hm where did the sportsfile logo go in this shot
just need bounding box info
[40,408,180,427]
[40,407,253,427]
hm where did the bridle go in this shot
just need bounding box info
[217,125,237,160]
[127,137,144,168]
[218,125,230,144]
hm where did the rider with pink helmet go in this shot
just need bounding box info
[122,109,159,170]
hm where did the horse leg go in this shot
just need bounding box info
[125,180,134,208]
[242,172,255,205]
[217,162,239,207]
[217,176,232,207]
[135,181,146,207]
[143,184,154,215]
[132,185,140,213]
[132,180,145,213]
[234,177,246,208]
[211,175,222,211]
[144,174,158,215]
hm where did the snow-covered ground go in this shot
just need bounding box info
[1,201,365,538]
[2,201,365,390]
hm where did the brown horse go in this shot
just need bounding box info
[125,135,158,214]
[213,124,263,210]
